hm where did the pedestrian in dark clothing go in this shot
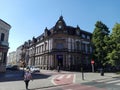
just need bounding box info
[57,65,60,72]
[24,69,32,90]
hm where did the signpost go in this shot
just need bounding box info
[91,60,94,72]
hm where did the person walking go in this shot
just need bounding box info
[57,64,60,72]
[24,68,33,90]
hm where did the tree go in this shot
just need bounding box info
[107,23,120,66]
[92,21,110,68]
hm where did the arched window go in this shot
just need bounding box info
[1,33,5,41]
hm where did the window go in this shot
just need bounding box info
[1,33,5,41]
[82,34,85,38]
[76,30,80,35]
[76,41,79,50]
[56,43,64,49]
[0,52,2,61]
[87,35,90,39]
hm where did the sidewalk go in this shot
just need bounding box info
[76,72,120,84]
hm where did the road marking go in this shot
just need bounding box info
[51,74,75,85]
[51,75,59,85]
[96,78,113,82]
[73,74,75,83]
[106,79,120,84]
[57,75,64,79]
[115,83,120,85]
[66,74,71,78]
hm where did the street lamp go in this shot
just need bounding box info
[32,37,37,66]
[81,39,84,80]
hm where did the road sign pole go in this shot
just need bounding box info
[92,64,94,72]
[91,60,95,72]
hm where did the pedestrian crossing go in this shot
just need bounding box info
[56,74,73,79]
[52,74,75,85]
[95,78,120,86]
[57,75,65,79]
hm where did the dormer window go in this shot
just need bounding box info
[76,30,80,35]
[55,16,66,30]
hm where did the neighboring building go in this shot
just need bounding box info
[16,45,22,65]
[0,19,11,72]
[7,51,17,65]
[21,16,92,71]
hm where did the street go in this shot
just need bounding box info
[0,70,120,90]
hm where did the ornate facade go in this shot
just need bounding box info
[22,16,92,71]
[0,19,11,72]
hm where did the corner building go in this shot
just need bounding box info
[25,16,92,71]
[0,19,11,72]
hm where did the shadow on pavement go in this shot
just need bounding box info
[0,70,51,82]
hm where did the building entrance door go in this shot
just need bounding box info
[57,55,63,66]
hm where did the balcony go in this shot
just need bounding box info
[0,41,9,46]
[51,48,68,52]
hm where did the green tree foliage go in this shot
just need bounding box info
[106,23,120,66]
[92,21,110,67]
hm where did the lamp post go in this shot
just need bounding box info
[81,39,84,80]
[91,59,95,72]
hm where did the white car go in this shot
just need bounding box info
[29,66,40,73]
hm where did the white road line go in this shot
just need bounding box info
[57,75,64,79]
[106,79,120,84]
[96,78,113,82]
[66,74,71,78]
[51,75,59,85]
[115,83,120,85]
[73,74,76,83]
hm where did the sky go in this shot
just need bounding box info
[0,0,120,53]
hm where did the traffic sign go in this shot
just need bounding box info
[91,60,94,64]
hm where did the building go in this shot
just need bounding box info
[21,16,92,71]
[16,45,22,64]
[0,19,11,72]
[7,51,17,65]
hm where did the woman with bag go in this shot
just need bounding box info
[24,68,33,90]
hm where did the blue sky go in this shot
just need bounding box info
[0,0,120,53]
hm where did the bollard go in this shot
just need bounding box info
[100,68,104,76]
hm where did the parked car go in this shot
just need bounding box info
[6,65,12,70]
[6,65,19,70]
[29,66,40,73]
[11,65,19,70]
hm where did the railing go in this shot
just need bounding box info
[0,41,9,46]
[51,48,68,52]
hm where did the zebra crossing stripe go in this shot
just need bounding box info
[57,75,64,79]
[66,74,71,78]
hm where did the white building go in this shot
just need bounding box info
[7,51,17,65]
